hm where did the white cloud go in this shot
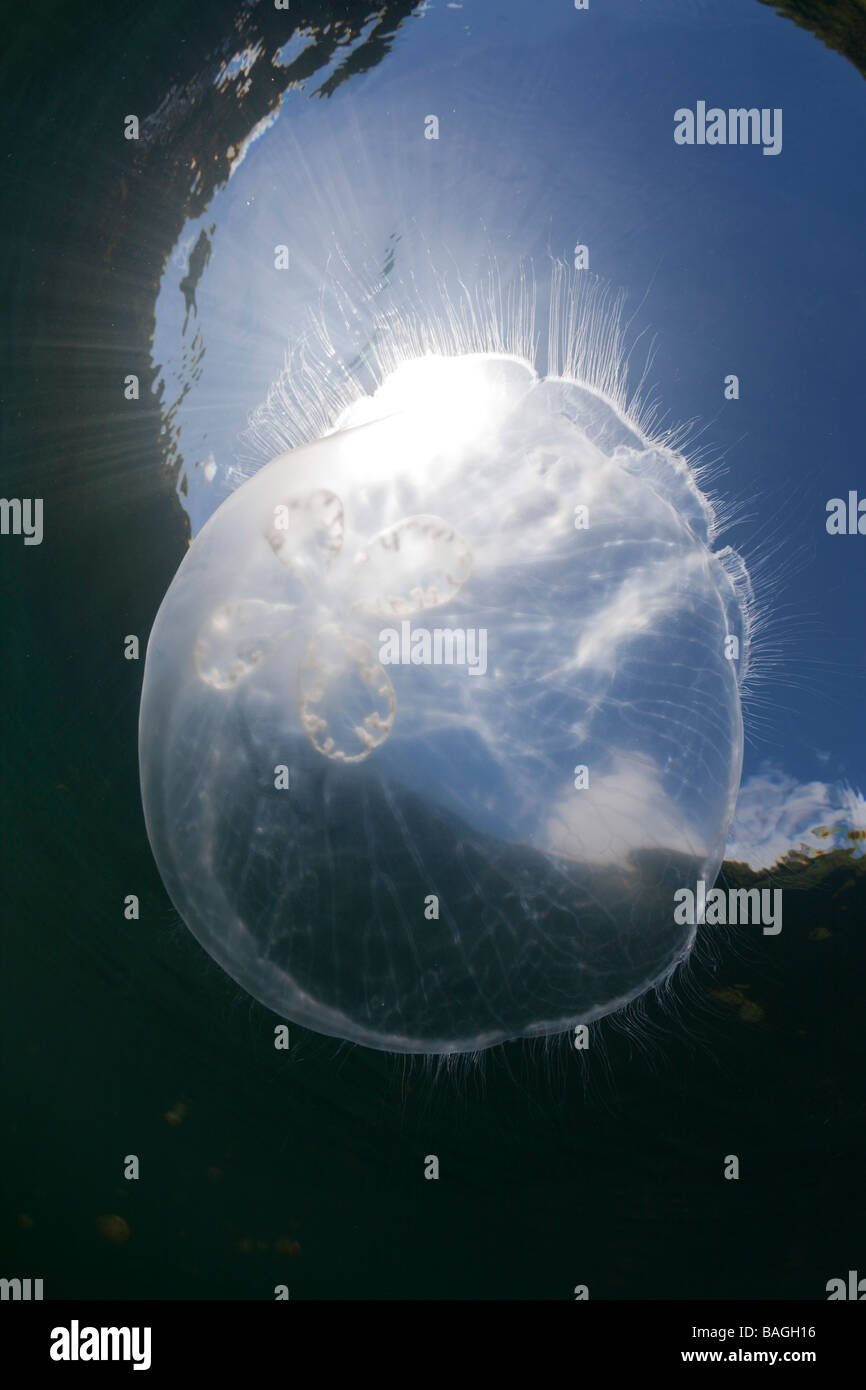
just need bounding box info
[545,751,707,865]
[726,768,866,869]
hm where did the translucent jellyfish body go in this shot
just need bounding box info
[140,350,751,1053]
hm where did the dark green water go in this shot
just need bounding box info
[1,0,864,1300]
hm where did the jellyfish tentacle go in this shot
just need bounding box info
[194,598,296,690]
[298,622,396,763]
[264,488,345,590]
[351,513,473,618]
[299,511,471,758]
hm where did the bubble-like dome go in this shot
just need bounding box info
[139,349,750,1053]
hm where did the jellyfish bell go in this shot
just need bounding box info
[139,271,754,1054]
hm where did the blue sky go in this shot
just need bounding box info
[151,0,866,867]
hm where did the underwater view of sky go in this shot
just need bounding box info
[148,0,866,873]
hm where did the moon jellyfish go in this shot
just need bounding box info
[139,273,753,1054]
